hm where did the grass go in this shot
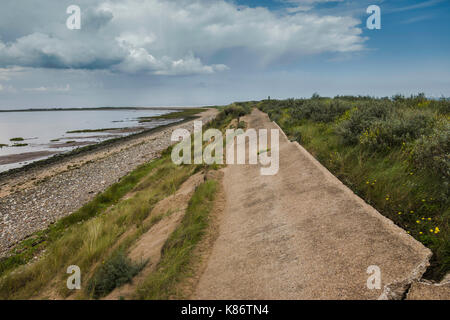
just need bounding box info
[0,157,165,278]
[0,154,196,299]
[11,143,28,147]
[259,95,449,280]
[135,179,218,299]
[0,103,247,299]
[9,137,24,142]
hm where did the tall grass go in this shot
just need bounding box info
[0,155,196,299]
[0,158,165,277]
[135,179,218,299]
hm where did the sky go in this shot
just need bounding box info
[0,0,449,109]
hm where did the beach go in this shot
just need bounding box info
[0,108,217,258]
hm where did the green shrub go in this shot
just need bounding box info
[358,111,436,152]
[87,251,146,299]
[411,121,450,180]
[292,99,351,123]
[224,105,246,118]
[336,101,392,144]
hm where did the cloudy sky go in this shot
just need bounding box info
[0,0,449,109]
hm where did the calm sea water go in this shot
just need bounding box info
[0,109,178,173]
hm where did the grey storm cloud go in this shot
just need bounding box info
[0,0,366,75]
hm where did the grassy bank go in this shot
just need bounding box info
[0,103,249,299]
[0,154,198,299]
[258,94,449,280]
[0,158,165,278]
[135,179,218,299]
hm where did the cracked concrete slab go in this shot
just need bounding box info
[406,275,450,300]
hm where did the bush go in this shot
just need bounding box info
[290,127,303,143]
[411,121,450,180]
[87,251,145,299]
[358,111,436,152]
[290,99,351,123]
[224,104,251,118]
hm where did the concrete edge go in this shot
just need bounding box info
[406,273,450,300]
[270,119,433,300]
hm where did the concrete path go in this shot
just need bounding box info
[194,109,431,300]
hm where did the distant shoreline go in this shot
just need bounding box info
[0,108,207,178]
[0,106,191,112]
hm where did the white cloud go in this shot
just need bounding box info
[0,0,366,75]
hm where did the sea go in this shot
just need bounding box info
[0,108,179,173]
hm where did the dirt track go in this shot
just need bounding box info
[194,109,432,300]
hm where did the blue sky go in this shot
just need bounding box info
[0,0,449,108]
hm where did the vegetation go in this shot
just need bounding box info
[11,143,28,147]
[0,103,248,300]
[135,179,218,299]
[0,157,169,278]
[9,137,24,142]
[0,144,8,148]
[258,94,449,280]
[0,154,196,299]
[87,250,146,299]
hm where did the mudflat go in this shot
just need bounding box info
[0,151,59,166]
